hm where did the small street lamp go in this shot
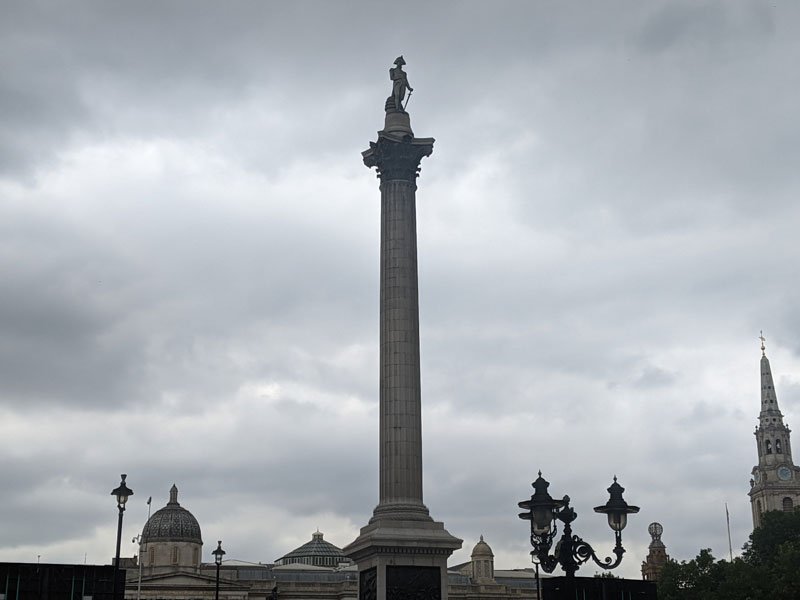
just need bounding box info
[518,472,638,593]
[111,474,134,600]
[212,540,226,600]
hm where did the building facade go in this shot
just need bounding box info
[748,336,800,527]
[123,488,538,600]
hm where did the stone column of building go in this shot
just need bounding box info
[344,57,461,600]
[749,334,800,527]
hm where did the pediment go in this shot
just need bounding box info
[134,571,249,590]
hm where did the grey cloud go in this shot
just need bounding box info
[636,2,775,54]
[0,0,797,579]
[634,365,677,389]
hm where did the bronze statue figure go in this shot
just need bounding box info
[389,56,413,113]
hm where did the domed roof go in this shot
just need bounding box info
[275,531,350,566]
[141,485,202,544]
[471,535,493,558]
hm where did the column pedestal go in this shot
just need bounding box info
[347,518,460,600]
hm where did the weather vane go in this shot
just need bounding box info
[760,330,766,356]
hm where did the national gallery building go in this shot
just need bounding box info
[121,486,540,600]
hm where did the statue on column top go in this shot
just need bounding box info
[388,56,413,113]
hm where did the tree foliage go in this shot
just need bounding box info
[592,571,619,578]
[657,510,800,599]
[742,509,800,565]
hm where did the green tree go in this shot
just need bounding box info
[712,558,769,600]
[658,510,800,599]
[658,553,767,600]
[592,571,619,578]
[657,549,728,600]
[765,539,800,600]
[743,510,800,599]
[742,509,800,566]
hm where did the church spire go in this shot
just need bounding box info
[759,333,783,423]
[749,333,800,529]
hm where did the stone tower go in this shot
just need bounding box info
[343,58,461,600]
[640,522,669,582]
[470,536,495,584]
[749,335,800,528]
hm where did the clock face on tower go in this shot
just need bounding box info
[778,466,792,481]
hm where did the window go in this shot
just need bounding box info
[757,499,762,514]
[193,548,199,565]
[783,497,794,512]
[171,547,179,564]
[777,439,783,453]
[766,440,772,454]
[148,548,155,566]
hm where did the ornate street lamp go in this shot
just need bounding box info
[111,474,133,600]
[212,540,226,600]
[518,472,638,583]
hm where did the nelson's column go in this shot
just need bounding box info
[343,57,462,600]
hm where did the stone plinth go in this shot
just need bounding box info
[346,518,460,600]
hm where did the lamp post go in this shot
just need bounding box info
[111,474,133,600]
[518,472,638,593]
[212,541,225,600]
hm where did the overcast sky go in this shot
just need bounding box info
[1,0,799,580]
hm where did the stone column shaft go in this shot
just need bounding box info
[379,178,424,509]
